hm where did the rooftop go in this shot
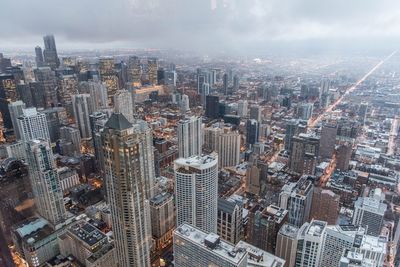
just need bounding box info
[68,220,107,247]
[174,153,218,170]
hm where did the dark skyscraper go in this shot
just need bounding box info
[0,73,17,129]
[43,35,60,69]
[205,95,219,119]
[223,73,228,95]
[246,119,259,146]
[319,122,337,159]
[35,46,44,67]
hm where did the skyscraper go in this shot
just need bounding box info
[42,35,59,69]
[237,100,248,117]
[177,116,203,158]
[8,100,26,139]
[217,198,243,244]
[147,58,158,85]
[249,105,262,122]
[17,107,50,142]
[336,142,352,171]
[127,56,142,85]
[101,113,151,267]
[276,224,300,267]
[289,133,320,175]
[0,73,17,129]
[223,73,228,95]
[35,46,44,67]
[319,122,337,159]
[284,119,307,152]
[72,94,93,139]
[99,57,119,105]
[34,67,58,108]
[217,127,241,168]
[58,74,78,117]
[310,188,340,224]
[174,153,218,233]
[26,139,66,226]
[113,90,134,123]
[246,119,259,146]
[205,95,219,119]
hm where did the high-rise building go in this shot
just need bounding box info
[149,192,175,251]
[174,153,218,233]
[295,103,313,121]
[58,74,78,117]
[127,56,142,85]
[358,102,368,125]
[237,100,248,118]
[177,116,203,158]
[147,58,158,85]
[246,204,288,253]
[0,73,17,129]
[29,81,46,108]
[320,122,337,159]
[233,74,239,91]
[201,82,210,105]
[246,163,260,195]
[205,95,219,119]
[249,105,262,122]
[113,90,134,123]
[284,119,307,152]
[294,220,327,267]
[26,139,66,226]
[223,73,228,95]
[180,94,190,113]
[173,223,285,267]
[99,57,119,105]
[34,67,58,108]
[101,113,151,267]
[289,133,320,175]
[217,127,241,168]
[43,35,60,69]
[352,189,387,236]
[8,100,26,139]
[79,80,108,112]
[246,119,259,146]
[72,94,93,139]
[279,175,314,227]
[276,223,300,267]
[339,250,376,267]
[217,198,243,244]
[310,188,339,224]
[0,53,12,72]
[35,46,44,67]
[336,142,353,171]
[17,107,50,142]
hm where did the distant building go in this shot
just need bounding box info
[336,143,353,171]
[177,116,203,158]
[246,119,259,146]
[43,35,60,69]
[319,123,337,159]
[289,133,320,175]
[72,94,93,139]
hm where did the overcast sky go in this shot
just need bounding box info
[1,0,399,54]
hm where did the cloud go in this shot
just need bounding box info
[1,0,399,53]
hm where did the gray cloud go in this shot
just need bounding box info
[1,0,399,53]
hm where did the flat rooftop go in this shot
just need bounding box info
[174,153,218,170]
[68,220,106,247]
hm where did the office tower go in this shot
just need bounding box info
[205,95,219,119]
[174,153,218,233]
[249,105,262,122]
[157,68,165,84]
[34,67,58,108]
[336,142,352,171]
[59,126,81,156]
[28,81,46,108]
[177,116,203,158]
[26,139,66,225]
[180,94,190,113]
[279,175,314,227]
[289,133,320,175]
[127,56,142,85]
[17,107,50,142]
[201,82,210,105]
[0,53,12,72]
[310,188,339,224]
[246,119,259,146]
[358,102,368,125]
[43,35,60,69]
[204,124,222,152]
[89,112,108,171]
[101,113,151,267]
[147,57,158,85]
[58,74,78,117]
[276,224,300,267]
[99,57,119,105]
[174,223,285,267]
[113,89,134,123]
[218,127,240,168]
[223,73,228,94]
[294,220,327,267]
[247,205,288,253]
[16,83,33,107]
[246,163,260,195]
[58,220,116,266]
[0,73,17,129]
[197,70,206,93]
[284,119,307,152]
[79,80,108,111]
[164,70,177,86]
[42,107,64,143]
[233,74,239,91]
[35,46,44,67]
[8,100,26,139]
[72,94,93,139]
[320,224,365,267]
[320,122,337,159]
[295,103,313,121]
[217,198,243,244]
[149,192,175,251]
[237,100,248,117]
[352,189,387,236]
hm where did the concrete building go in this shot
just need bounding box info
[101,113,151,267]
[284,119,307,152]
[276,223,299,267]
[72,94,93,139]
[17,107,50,142]
[57,167,80,193]
[177,116,203,158]
[249,105,262,122]
[217,198,243,244]
[174,153,218,233]
[310,188,340,225]
[336,143,353,171]
[113,89,134,123]
[289,133,320,175]
[8,100,25,139]
[319,123,337,159]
